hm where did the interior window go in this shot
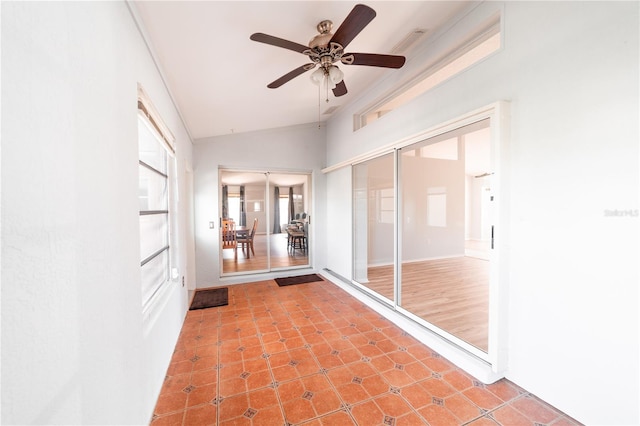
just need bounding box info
[138,86,176,311]
[138,116,174,308]
[355,16,501,130]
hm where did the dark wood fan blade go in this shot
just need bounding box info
[330,4,376,49]
[332,80,348,97]
[344,53,406,68]
[250,33,309,54]
[267,65,313,88]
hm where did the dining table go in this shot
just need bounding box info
[235,225,248,236]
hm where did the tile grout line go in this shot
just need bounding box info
[305,293,361,425]
[262,293,290,425]
[460,391,532,426]
[184,311,201,425]
[215,308,221,426]
[279,288,334,425]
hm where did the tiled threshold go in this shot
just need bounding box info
[151,279,582,425]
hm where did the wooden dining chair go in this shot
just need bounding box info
[238,218,258,257]
[221,220,237,259]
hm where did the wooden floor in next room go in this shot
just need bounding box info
[222,233,308,273]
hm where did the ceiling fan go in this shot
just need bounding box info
[250,4,406,98]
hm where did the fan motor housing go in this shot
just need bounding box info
[305,41,344,70]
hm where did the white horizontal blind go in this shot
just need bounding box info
[138,113,171,308]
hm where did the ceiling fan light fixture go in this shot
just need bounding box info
[328,80,337,90]
[329,65,344,84]
[310,67,325,85]
[310,65,343,88]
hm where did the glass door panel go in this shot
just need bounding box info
[220,171,269,275]
[353,153,395,303]
[398,119,491,352]
[269,173,310,271]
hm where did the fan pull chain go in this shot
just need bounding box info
[317,80,321,129]
[325,74,330,103]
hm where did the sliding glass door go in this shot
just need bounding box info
[398,120,491,353]
[220,170,311,276]
[352,119,494,355]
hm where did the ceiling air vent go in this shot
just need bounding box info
[391,28,429,55]
[323,106,341,115]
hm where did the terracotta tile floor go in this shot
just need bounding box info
[151,279,582,426]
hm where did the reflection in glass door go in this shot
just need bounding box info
[220,170,311,276]
[268,173,311,271]
[398,120,492,352]
[352,153,395,303]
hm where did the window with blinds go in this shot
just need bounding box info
[138,85,176,310]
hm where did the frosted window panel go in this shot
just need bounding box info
[139,214,168,261]
[138,118,168,174]
[141,250,168,306]
[428,193,447,227]
[139,166,168,211]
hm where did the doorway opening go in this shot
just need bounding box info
[220,170,311,276]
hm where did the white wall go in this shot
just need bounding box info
[193,124,326,287]
[2,2,193,424]
[324,2,639,424]
[325,167,352,280]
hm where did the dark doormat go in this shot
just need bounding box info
[275,274,324,287]
[189,287,229,310]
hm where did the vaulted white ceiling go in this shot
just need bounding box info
[130,1,472,141]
